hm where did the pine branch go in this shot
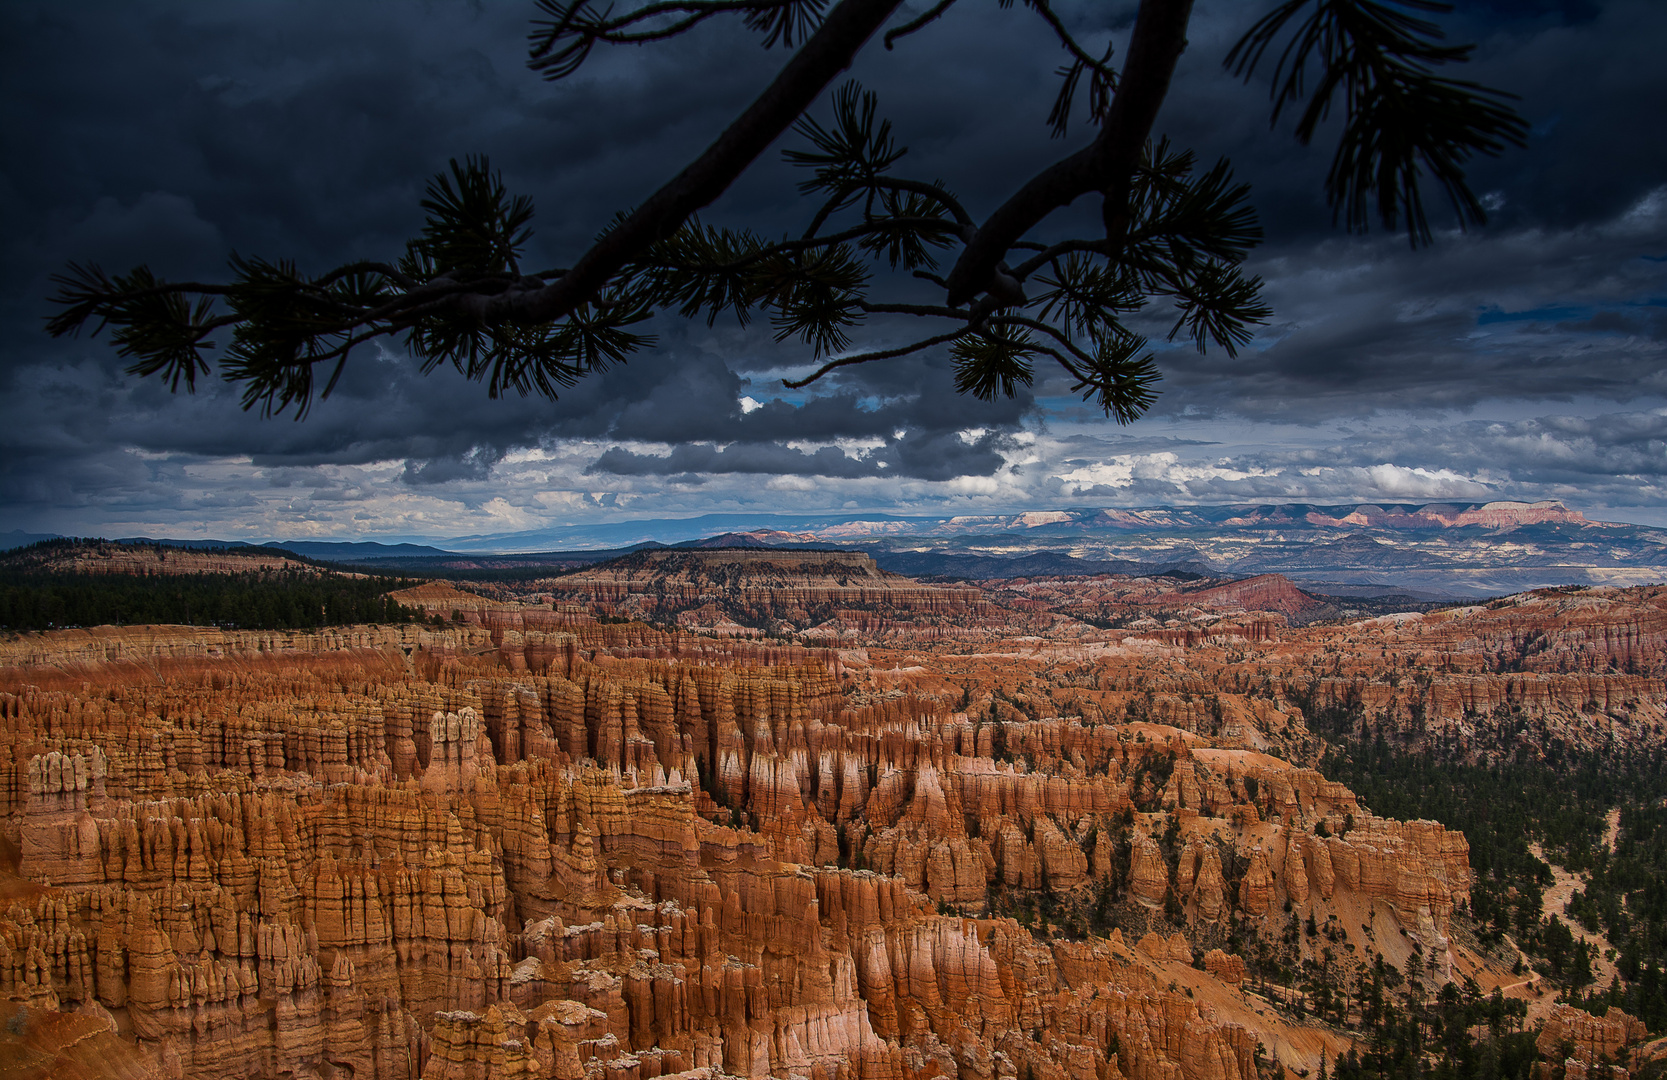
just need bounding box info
[1020,0,1119,138]
[1225,0,1527,245]
[497,0,906,328]
[529,1,825,80]
[782,326,974,388]
[883,0,960,49]
[945,0,1195,307]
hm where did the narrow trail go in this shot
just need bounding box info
[1520,807,1626,1021]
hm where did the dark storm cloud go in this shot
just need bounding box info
[1109,0,1667,423]
[594,443,881,480]
[890,428,1010,481]
[0,2,786,280]
[402,447,505,486]
[1558,311,1649,336]
[1342,412,1667,486]
[1131,209,1667,421]
[0,0,1076,527]
[1454,1,1667,233]
[1153,0,1667,240]
[3,0,1665,534]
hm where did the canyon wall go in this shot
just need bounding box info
[0,613,1474,1080]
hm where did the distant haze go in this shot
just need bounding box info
[10,499,1660,600]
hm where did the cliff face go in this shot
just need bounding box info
[534,550,989,641]
[1535,1004,1647,1070]
[1277,585,1667,759]
[0,606,1484,1080]
[950,580,1667,764]
[1298,500,1596,531]
[0,622,481,675]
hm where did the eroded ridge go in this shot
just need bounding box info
[0,586,1640,1080]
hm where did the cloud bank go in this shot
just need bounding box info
[3,0,1664,539]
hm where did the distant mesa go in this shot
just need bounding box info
[803,499,1606,541]
[1296,500,1596,531]
[1243,534,1456,573]
[265,539,458,560]
[869,549,1217,580]
[630,545,880,568]
[1088,507,1199,530]
[1091,499,1599,533]
[1180,573,1325,620]
[1,538,326,577]
[544,545,986,638]
[673,528,818,548]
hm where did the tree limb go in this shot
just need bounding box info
[882,0,959,50]
[1024,341,1088,383]
[490,0,905,328]
[311,260,418,290]
[727,216,953,267]
[1026,0,1119,94]
[1010,238,1114,280]
[943,0,1194,307]
[857,300,967,319]
[782,325,972,387]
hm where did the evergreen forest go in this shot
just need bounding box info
[0,542,425,631]
[1311,699,1667,1040]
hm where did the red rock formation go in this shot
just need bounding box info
[1204,949,1246,985]
[1285,585,1667,760]
[0,585,1529,1080]
[1174,575,1324,620]
[1535,1004,1646,1071]
[537,550,989,640]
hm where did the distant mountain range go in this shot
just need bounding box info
[423,499,1621,551]
[6,501,1663,598]
[632,502,1667,597]
[867,550,1216,580]
[0,530,65,551]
